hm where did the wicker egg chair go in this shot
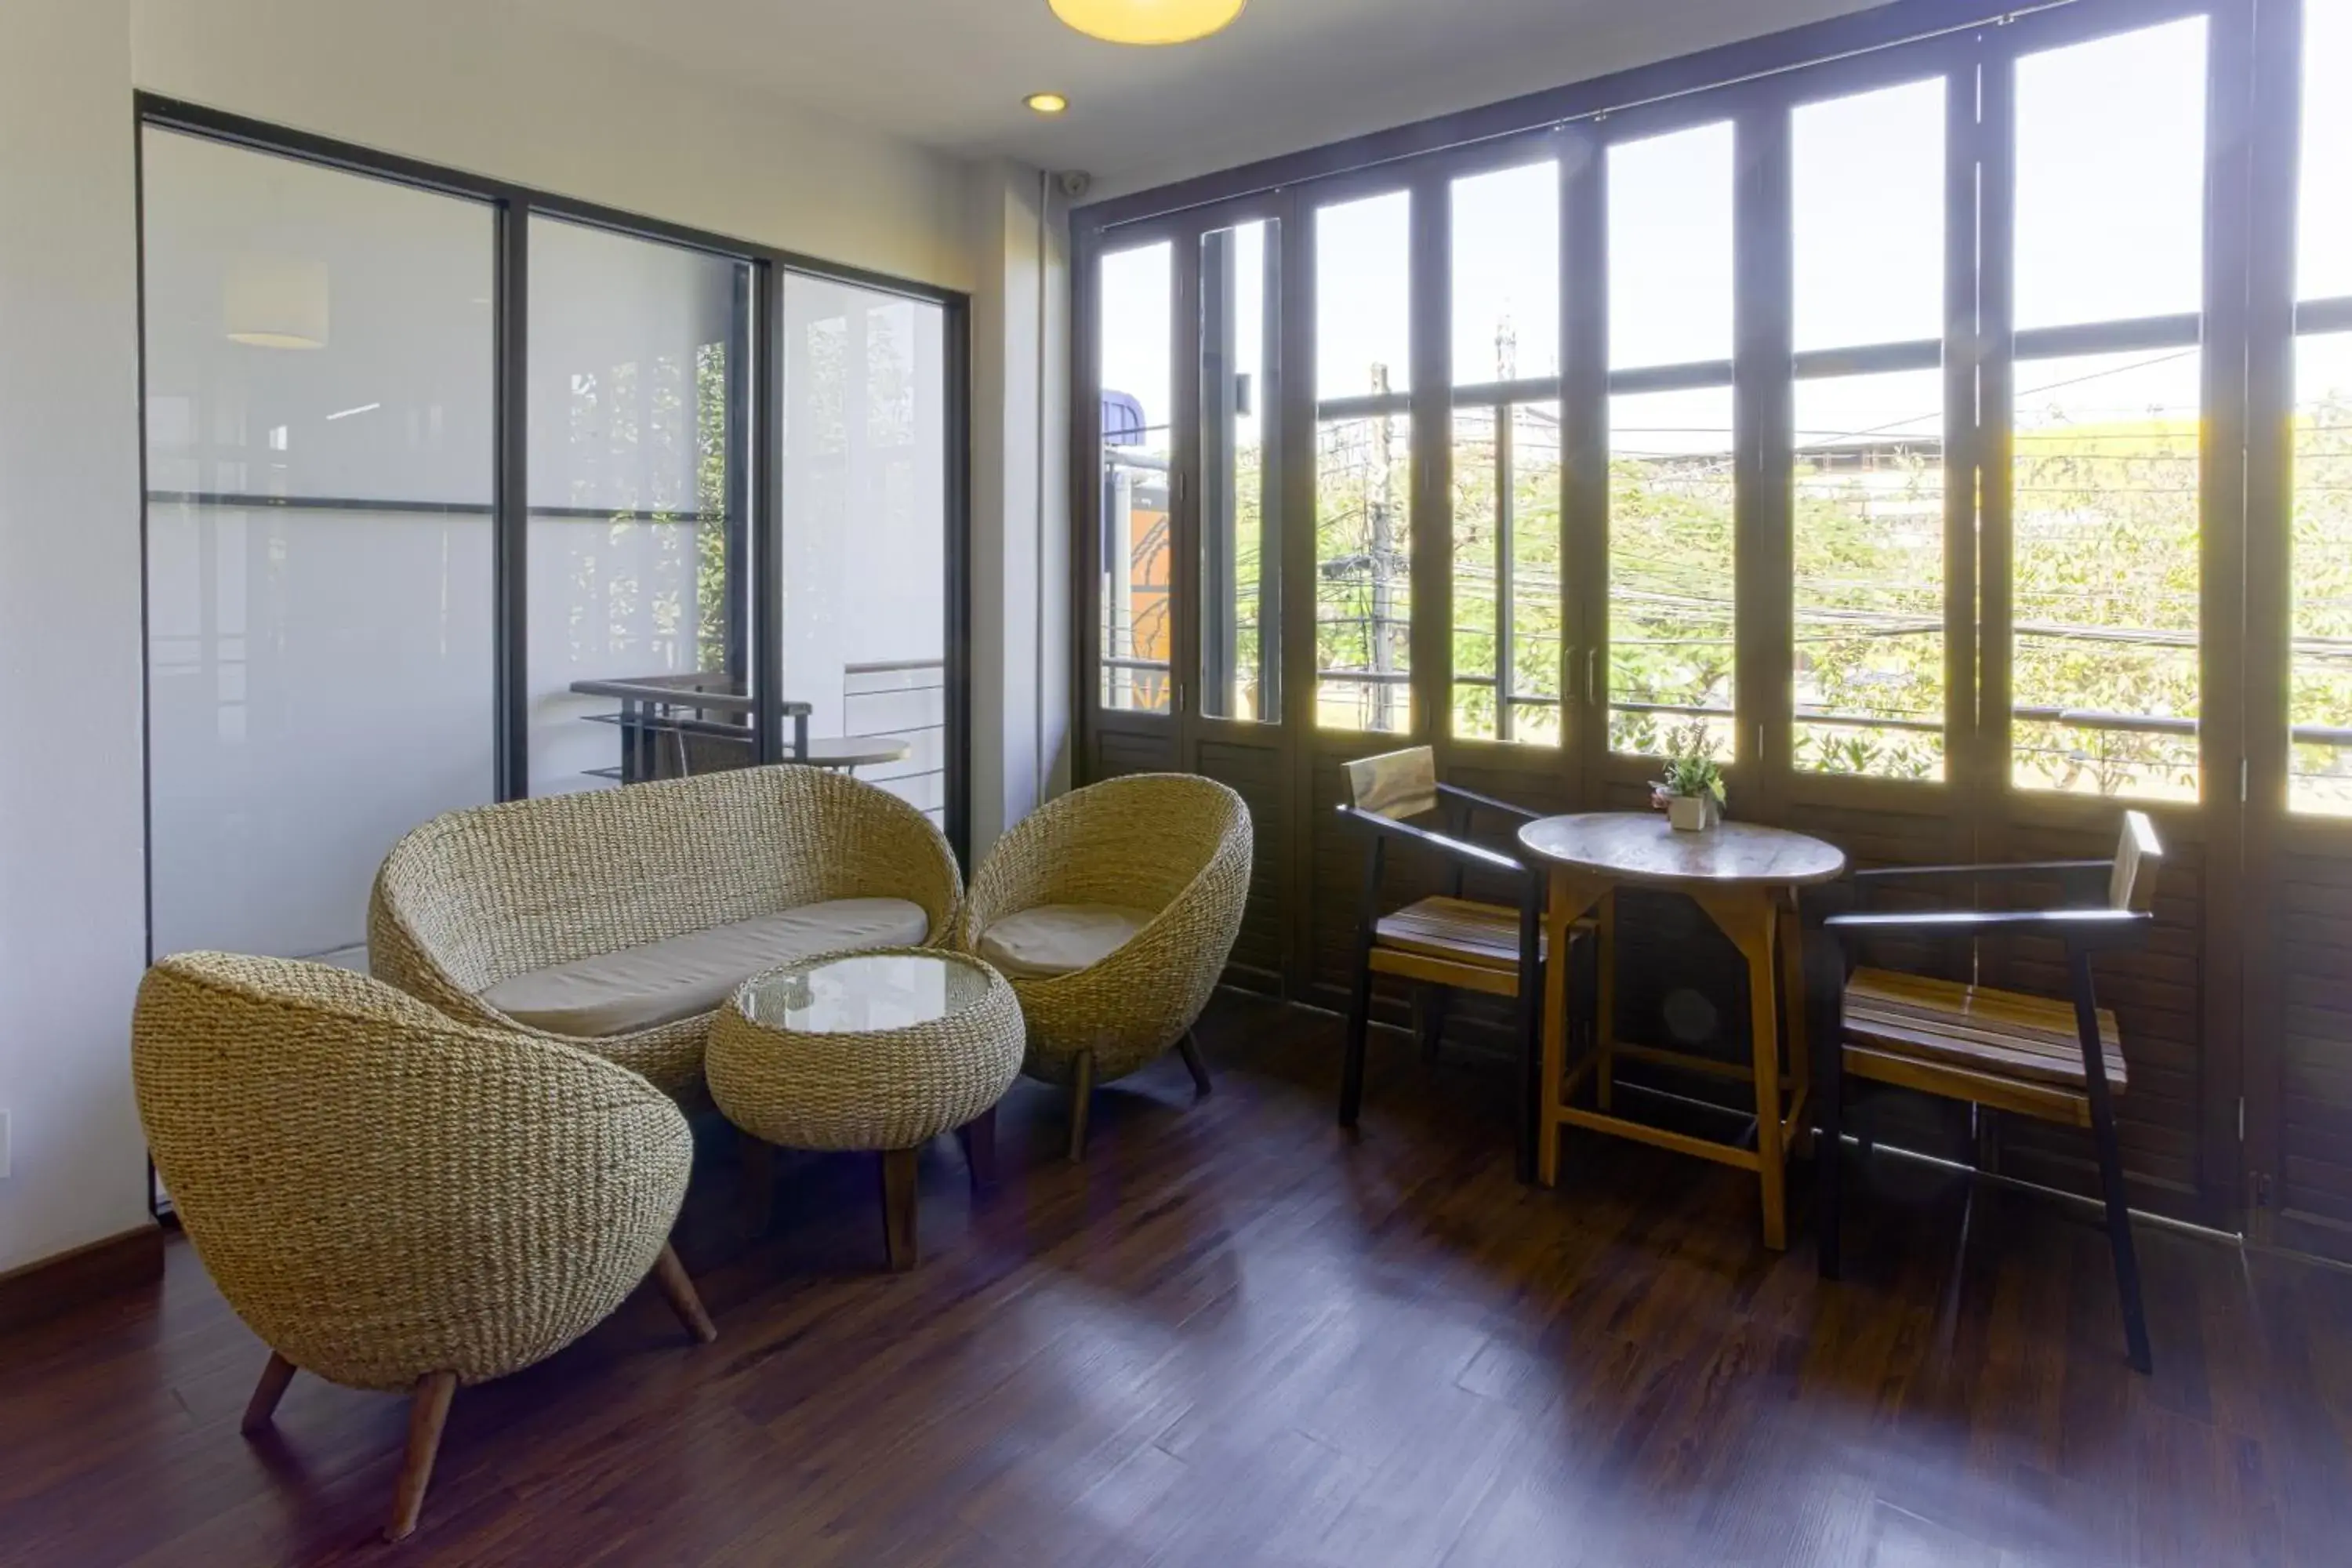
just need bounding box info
[960,774,1252,1158]
[132,952,717,1543]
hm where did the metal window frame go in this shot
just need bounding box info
[132,94,975,888]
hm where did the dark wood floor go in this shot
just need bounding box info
[3,994,2347,1567]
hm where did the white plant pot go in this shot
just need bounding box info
[1666,793,1720,833]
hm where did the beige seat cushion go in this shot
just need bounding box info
[977,903,1155,981]
[481,898,931,1038]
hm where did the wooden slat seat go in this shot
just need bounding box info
[1375,895,1541,970]
[1842,967,2126,1127]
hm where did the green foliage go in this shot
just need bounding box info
[1657,722,1728,803]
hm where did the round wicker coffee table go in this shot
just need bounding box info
[709,948,1022,1271]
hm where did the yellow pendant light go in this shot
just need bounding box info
[1049,0,1246,47]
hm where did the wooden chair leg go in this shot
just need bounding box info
[956,1106,999,1192]
[1178,1030,1214,1098]
[652,1242,717,1345]
[1413,985,1452,1062]
[385,1371,458,1544]
[1068,1051,1097,1161]
[881,1148,920,1271]
[2072,949,2153,1374]
[1809,934,1848,1282]
[1339,953,1375,1129]
[740,1134,776,1240]
[1515,880,1546,1186]
[241,1352,297,1436]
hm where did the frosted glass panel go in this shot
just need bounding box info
[526,217,749,795]
[780,276,949,821]
[141,129,496,961]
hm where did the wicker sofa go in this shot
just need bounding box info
[369,766,962,1095]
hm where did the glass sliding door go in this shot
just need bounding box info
[1605,122,1738,761]
[1098,241,1176,716]
[2291,0,2352,816]
[528,217,751,794]
[1450,159,1563,746]
[1790,76,1951,780]
[142,129,496,964]
[1315,190,1414,733]
[779,275,952,822]
[1199,218,1279,724]
[2006,16,2209,801]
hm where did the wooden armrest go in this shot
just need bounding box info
[1851,858,2112,883]
[1336,804,1528,876]
[1434,783,1543,823]
[1823,908,2153,948]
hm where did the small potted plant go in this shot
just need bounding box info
[1653,724,1726,833]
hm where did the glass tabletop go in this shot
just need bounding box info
[736,951,993,1035]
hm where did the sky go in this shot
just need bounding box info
[1098,5,2352,459]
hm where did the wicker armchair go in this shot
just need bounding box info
[960,774,1252,1158]
[132,952,717,1542]
[368,765,962,1097]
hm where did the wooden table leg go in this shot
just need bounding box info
[1539,867,1574,1189]
[956,1107,998,1193]
[740,1134,775,1240]
[881,1148,920,1272]
[1595,890,1617,1112]
[1697,888,1788,1250]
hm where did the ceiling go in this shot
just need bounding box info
[512,0,1889,197]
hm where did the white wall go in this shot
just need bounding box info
[0,0,154,1272]
[129,0,973,293]
[967,165,1074,863]
[0,0,1072,1276]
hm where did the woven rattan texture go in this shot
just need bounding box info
[132,952,692,1392]
[958,775,1251,1086]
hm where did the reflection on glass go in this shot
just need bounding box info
[1099,242,1174,714]
[2015,17,2207,332]
[1451,402,1563,746]
[528,217,749,795]
[779,277,951,822]
[1609,123,1734,369]
[2292,333,2352,816]
[1794,78,1945,353]
[2303,0,2352,303]
[1793,370,1946,779]
[1608,387,1737,758]
[1453,162,1559,384]
[739,952,993,1033]
[141,129,496,963]
[1200,220,1278,723]
[1317,192,1413,731]
[2011,349,2203,800]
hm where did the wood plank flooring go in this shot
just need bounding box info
[2,993,2347,1566]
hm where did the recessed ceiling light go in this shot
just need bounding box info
[1025,92,1071,115]
[1050,0,1246,48]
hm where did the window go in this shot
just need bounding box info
[1451,161,1562,745]
[143,107,971,967]
[1098,241,1174,715]
[528,218,750,795]
[1200,219,1279,723]
[779,277,953,822]
[1607,123,1737,760]
[2293,0,2352,815]
[1791,78,1947,779]
[142,129,496,964]
[1316,191,1414,732]
[1607,387,1738,757]
[2009,19,2209,800]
